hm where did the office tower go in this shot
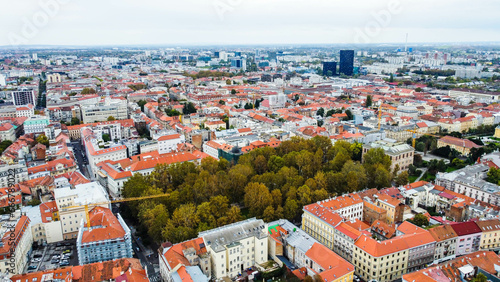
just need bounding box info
[214,51,220,58]
[322,62,337,76]
[12,89,36,106]
[339,50,354,76]
[231,57,247,71]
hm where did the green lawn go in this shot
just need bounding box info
[409,175,419,183]
[445,167,458,173]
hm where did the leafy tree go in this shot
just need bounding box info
[231,89,237,95]
[244,183,272,218]
[408,214,429,227]
[137,100,148,112]
[70,117,80,125]
[316,108,325,117]
[107,116,116,121]
[226,79,231,85]
[471,273,487,282]
[36,134,49,147]
[395,171,409,186]
[365,95,372,107]
[0,140,12,154]
[451,158,466,169]
[102,134,111,142]
[81,87,96,94]
[244,103,253,109]
[182,102,197,115]
[344,110,353,120]
[487,167,500,185]
[415,142,425,152]
[166,109,182,117]
[27,198,41,206]
[219,100,225,105]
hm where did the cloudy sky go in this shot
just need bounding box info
[1,0,500,46]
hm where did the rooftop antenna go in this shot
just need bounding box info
[405,33,409,52]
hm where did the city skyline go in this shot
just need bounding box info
[2,0,500,47]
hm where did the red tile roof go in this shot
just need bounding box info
[81,207,126,243]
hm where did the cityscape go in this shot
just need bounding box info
[2,1,500,282]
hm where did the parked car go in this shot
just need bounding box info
[32,258,41,263]
[27,265,37,270]
[52,254,61,259]
[59,261,70,267]
[51,258,60,264]
[63,249,71,254]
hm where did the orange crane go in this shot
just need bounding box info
[377,104,396,130]
[62,193,170,229]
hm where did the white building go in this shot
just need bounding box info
[80,96,128,123]
[0,215,32,277]
[54,181,110,240]
[199,218,268,279]
[158,133,185,154]
[23,115,50,134]
[0,123,16,142]
[82,127,128,178]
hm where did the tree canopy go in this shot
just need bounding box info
[121,137,396,244]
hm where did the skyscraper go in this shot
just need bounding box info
[322,62,337,76]
[339,50,354,76]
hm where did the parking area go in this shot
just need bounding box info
[24,240,79,273]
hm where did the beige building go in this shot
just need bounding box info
[362,139,415,172]
[353,235,408,282]
[476,219,500,251]
[437,135,482,156]
[302,203,344,250]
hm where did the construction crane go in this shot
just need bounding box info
[377,105,396,130]
[62,193,170,229]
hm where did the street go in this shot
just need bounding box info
[69,141,91,179]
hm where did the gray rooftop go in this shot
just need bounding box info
[199,218,266,253]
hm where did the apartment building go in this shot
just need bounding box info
[0,163,28,187]
[0,215,32,277]
[333,222,363,263]
[362,139,414,172]
[12,89,36,106]
[158,133,185,154]
[317,194,364,220]
[76,207,133,265]
[54,182,110,239]
[475,219,500,251]
[353,235,409,282]
[436,164,500,206]
[159,237,211,282]
[0,123,16,142]
[396,222,436,273]
[23,115,50,134]
[305,243,355,282]
[450,221,482,256]
[375,194,405,224]
[199,218,268,279]
[80,97,128,123]
[268,219,354,282]
[302,203,344,249]
[82,127,128,178]
[402,251,500,282]
[427,224,458,264]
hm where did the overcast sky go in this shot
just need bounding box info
[2,0,500,46]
